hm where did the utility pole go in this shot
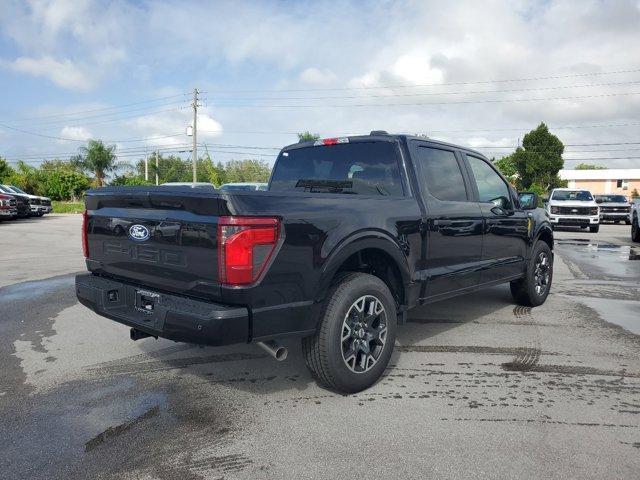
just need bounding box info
[144,144,149,181]
[191,88,199,184]
[155,149,159,186]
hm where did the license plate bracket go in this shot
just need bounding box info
[135,289,160,315]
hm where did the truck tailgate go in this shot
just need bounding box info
[84,186,225,300]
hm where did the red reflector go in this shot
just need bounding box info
[82,210,89,258]
[218,216,280,285]
[323,137,339,145]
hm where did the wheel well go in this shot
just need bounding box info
[538,228,553,251]
[334,248,405,309]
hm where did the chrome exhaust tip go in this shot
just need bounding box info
[257,340,288,361]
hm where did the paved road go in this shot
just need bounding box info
[0,214,85,287]
[0,217,638,479]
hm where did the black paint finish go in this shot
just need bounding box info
[80,134,552,345]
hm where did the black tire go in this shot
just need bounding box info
[589,225,599,233]
[510,241,553,307]
[625,220,631,226]
[632,217,640,242]
[302,272,397,393]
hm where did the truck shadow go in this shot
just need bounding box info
[127,285,517,396]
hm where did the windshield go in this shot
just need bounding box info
[595,195,627,203]
[7,186,26,194]
[0,185,12,194]
[551,190,593,201]
[270,141,403,196]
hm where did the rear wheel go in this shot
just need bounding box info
[589,225,599,233]
[510,241,553,307]
[632,217,640,242]
[302,272,397,393]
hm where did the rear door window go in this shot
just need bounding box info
[413,146,469,202]
[269,141,404,196]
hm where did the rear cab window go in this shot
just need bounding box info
[269,141,405,196]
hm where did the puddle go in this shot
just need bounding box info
[556,240,640,261]
[571,296,640,335]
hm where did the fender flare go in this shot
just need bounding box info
[315,230,411,303]
[532,223,554,251]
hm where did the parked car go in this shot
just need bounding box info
[546,188,600,232]
[594,194,631,224]
[1,185,51,216]
[631,198,640,242]
[0,185,30,218]
[0,193,18,221]
[76,132,554,393]
[219,182,268,192]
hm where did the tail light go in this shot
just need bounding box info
[218,216,280,285]
[82,210,89,258]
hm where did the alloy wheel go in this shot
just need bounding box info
[341,295,388,373]
[533,252,551,296]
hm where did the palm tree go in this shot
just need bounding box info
[72,140,118,187]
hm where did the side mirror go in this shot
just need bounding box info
[518,192,539,210]
[595,198,603,204]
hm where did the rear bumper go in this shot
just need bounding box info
[75,273,249,346]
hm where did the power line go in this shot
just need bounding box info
[15,100,189,128]
[207,67,640,93]
[211,80,640,101]
[2,93,189,123]
[211,90,640,108]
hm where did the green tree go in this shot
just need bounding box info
[7,161,44,194]
[41,170,91,200]
[0,157,15,182]
[223,159,272,183]
[297,131,320,142]
[494,155,517,178]
[72,140,119,187]
[501,123,566,192]
[574,163,607,170]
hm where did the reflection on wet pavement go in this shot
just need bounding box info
[554,235,640,336]
[556,239,640,261]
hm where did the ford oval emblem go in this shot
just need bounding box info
[129,224,150,241]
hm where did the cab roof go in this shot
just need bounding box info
[283,133,488,159]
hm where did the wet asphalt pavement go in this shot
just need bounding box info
[1,216,639,479]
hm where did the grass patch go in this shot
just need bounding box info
[52,201,84,214]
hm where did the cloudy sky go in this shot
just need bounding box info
[1,0,639,169]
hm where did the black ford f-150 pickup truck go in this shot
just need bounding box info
[76,132,553,392]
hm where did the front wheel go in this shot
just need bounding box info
[589,225,600,233]
[632,217,640,242]
[302,272,397,393]
[510,241,553,307]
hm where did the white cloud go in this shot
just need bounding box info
[59,126,93,142]
[299,67,338,85]
[7,56,92,90]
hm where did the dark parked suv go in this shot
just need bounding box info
[0,185,30,218]
[77,132,553,392]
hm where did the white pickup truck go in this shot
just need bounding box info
[547,188,600,233]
